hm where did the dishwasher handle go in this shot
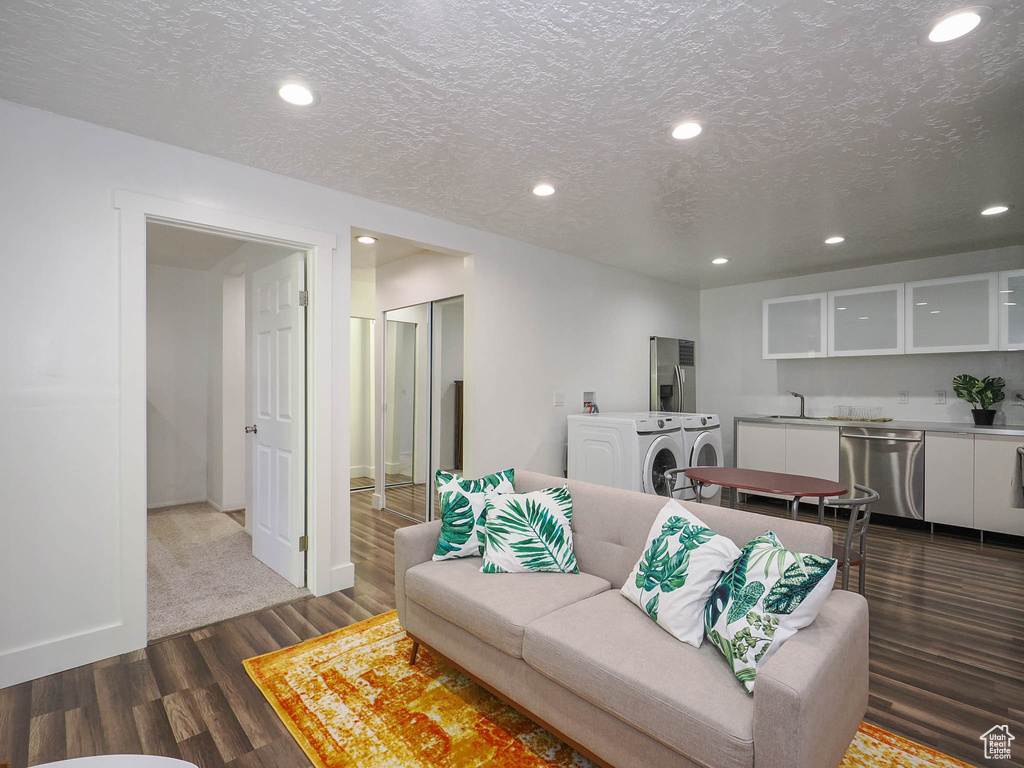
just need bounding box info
[842,433,922,443]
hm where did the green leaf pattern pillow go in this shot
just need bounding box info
[705,531,837,692]
[480,486,579,574]
[432,468,515,561]
[620,500,742,647]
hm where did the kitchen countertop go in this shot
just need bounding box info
[736,414,1024,437]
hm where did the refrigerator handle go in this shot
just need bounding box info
[674,365,685,412]
[650,338,659,410]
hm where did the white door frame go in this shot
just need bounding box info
[115,191,336,650]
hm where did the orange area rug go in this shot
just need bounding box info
[244,611,976,768]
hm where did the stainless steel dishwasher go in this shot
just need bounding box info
[839,427,925,519]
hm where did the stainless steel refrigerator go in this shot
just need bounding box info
[650,337,696,413]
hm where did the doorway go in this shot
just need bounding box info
[144,222,310,640]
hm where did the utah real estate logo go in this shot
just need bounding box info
[981,725,1015,760]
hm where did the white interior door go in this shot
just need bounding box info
[251,253,306,586]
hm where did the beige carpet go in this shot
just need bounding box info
[147,502,309,641]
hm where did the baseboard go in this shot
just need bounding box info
[206,498,224,512]
[0,620,143,689]
[372,493,383,510]
[331,562,355,591]
[147,496,207,510]
[349,465,374,478]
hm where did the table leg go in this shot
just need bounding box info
[817,496,825,526]
[729,487,736,509]
[695,482,704,504]
[790,496,801,521]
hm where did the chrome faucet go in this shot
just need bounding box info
[787,390,806,418]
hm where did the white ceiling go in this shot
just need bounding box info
[2,1,1022,288]
[146,222,247,270]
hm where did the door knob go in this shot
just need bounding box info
[245,425,258,434]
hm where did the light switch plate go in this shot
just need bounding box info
[898,391,909,404]
[935,390,946,405]
[554,391,565,407]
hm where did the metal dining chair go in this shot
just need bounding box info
[828,484,879,595]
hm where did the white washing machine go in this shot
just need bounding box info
[567,412,687,497]
[677,413,725,504]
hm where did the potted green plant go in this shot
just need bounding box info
[952,374,1005,426]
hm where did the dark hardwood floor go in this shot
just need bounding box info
[2,488,1022,768]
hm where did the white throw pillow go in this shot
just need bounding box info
[432,468,516,561]
[704,531,838,692]
[480,486,579,574]
[621,500,742,647]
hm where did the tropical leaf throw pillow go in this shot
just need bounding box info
[704,531,837,692]
[480,486,579,574]
[432,468,515,561]
[620,500,742,647]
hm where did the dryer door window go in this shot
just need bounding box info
[643,435,685,497]
[690,431,723,497]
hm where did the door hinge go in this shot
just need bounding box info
[299,290,308,307]
[298,535,308,552]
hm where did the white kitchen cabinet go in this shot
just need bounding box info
[905,273,998,354]
[973,434,1024,537]
[736,421,787,473]
[763,293,828,359]
[924,432,975,528]
[999,269,1024,351]
[828,284,904,356]
[785,424,841,481]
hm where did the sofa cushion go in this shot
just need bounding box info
[433,468,516,560]
[523,590,755,768]
[481,486,579,574]
[405,557,610,658]
[620,500,742,647]
[705,531,837,692]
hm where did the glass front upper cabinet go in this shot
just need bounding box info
[762,293,828,359]
[828,284,904,356]
[905,273,998,354]
[999,269,1024,351]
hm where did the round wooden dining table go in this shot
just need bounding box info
[684,466,847,524]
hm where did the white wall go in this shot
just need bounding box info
[221,275,246,510]
[147,264,209,507]
[700,246,1024,462]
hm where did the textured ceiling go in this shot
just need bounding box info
[146,222,247,270]
[2,1,1022,287]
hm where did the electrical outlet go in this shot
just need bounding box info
[898,391,909,405]
[1012,391,1024,407]
[554,391,565,407]
[935,390,946,405]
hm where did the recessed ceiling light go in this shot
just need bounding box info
[999,289,1013,293]
[1006,302,1018,306]
[930,310,941,314]
[825,236,845,245]
[858,316,870,320]
[671,121,703,140]
[533,183,555,197]
[916,302,928,306]
[355,235,377,244]
[278,83,315,106]
[925,8,990,44]
[837,307,847,311]
[981,205,1010,216]
[712,257,729,265]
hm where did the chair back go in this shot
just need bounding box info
[830,484,879,562]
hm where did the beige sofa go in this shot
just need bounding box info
[394,470,869,768]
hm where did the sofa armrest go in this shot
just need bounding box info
[394,521,442,627]
[752,590,869,768]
